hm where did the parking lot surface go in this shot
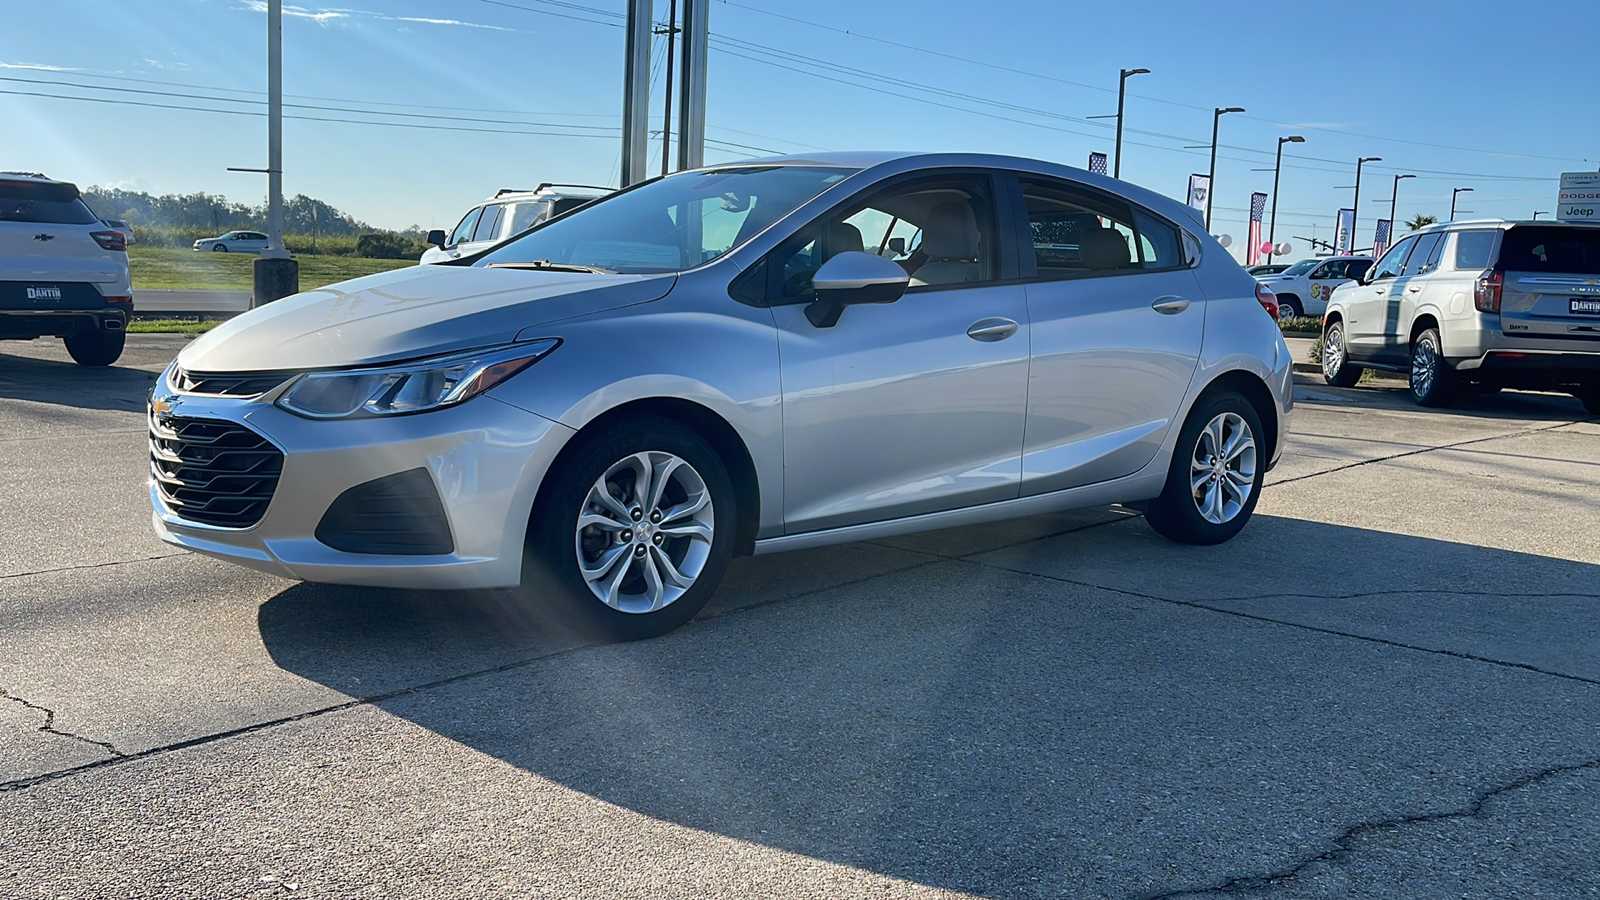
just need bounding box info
[3,335,1599,899]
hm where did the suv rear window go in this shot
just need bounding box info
[0,180,100,225]
[1498,225,1600,275]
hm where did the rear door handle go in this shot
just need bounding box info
[966,318,1019,341]
[1151,296,1189,314]
[1407,286,1422,293]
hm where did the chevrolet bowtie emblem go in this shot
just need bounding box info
[151,398,172,416]
[33,233,54,242]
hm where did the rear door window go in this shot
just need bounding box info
[1498,226,1600,274]
[1019,177,1177,277]
[1402,232,1445,276]
[472,204,506,242]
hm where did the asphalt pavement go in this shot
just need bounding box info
[2,335,1599,899]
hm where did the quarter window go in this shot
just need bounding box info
[508,202,544,234]
[1454,230,1498,270]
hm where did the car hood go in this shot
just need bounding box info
[178,264,675,372]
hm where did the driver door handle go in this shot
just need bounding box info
[1151,296,1189,314]
[966,318,1019,342]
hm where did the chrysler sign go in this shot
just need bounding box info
[1558,172,1600,223]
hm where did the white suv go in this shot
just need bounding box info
[421,183,610,264]
[0,172,132,365]
[1322,219,1600,412]
[1254,255,1374,319]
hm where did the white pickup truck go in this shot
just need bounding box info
[1254,255,1374,319]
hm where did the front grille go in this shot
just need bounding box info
[149,414,283,528]
[175,368,294,397]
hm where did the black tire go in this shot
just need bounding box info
[63,328,125,366]
[1578,385,1600,416]
[523,415,736,641]
[1276,295,1303,320]
[1321,319,1363,387]
[1409,327,1456,408]
[1145,391,1265,545]
[212,244,228,252]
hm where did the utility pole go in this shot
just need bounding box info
[1268,135,1303,263]
[620,0,651,186]
[658,0,679,177]
[247,0,297,306]
[1352,157,1380,256]
[1206,107,1244,230]
[1451,187,1474,221]
[1388,173,1414,236]
[675,0,708,172]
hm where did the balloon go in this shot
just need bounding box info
[1259,241,1274,255]
[1275,242,1293,256]
[1216,234,1233,248]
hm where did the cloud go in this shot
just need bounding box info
[239,1,347,24]
[393,16,513,32]
[0,62,82,72]
[141,58,192,71]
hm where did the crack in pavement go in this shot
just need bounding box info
[1138,757,1600,899]
[2,553,190,581]
[1,688,123,758]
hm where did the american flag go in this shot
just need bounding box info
[1088,152,1108,175]
[1373,218,1392,259]
[1247,192,1267,265]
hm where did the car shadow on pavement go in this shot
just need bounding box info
[257,513,1600,898]
[0,348,160,413]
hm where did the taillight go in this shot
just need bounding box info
[1255,282,1280,320]
[1474,270,1503,313]
[90,230,127,252]
[103,295,132,305]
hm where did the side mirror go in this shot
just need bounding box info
[804,251,910,328]
[426,229,448,249]
[887,236,906,256]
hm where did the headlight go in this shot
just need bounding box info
[276,340,559,419]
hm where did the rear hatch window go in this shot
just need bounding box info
[1499,225,1600,275]
[0,180,100,225]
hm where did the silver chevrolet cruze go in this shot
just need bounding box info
[149,152,1292,639]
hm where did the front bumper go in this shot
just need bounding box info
[148,376,577,589]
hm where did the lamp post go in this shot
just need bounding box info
[1533,210,1548,220]
[1451,187,1474,221]
[1267,135,1304,263]
[1352,157,1381,254]
[1113,67,1149,178]
[1206,106,1245,230]
[1389,173,1415,237]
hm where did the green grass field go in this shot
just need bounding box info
[129,247,415,291]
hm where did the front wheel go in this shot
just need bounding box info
[63,328,125,366]
[1410,328,1456,407]
[1145,391,1264,545]
[1321,320,1363,387]
[524,416,736,641]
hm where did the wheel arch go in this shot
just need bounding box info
[1192,369,1279,468]
[1410,312,1441,344]
[531,397,762,557]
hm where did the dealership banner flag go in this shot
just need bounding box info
[1187,174,1211,220]
[1334,207,1355,255]
[1247,192,1267,265]
[1373,218,1392,259]
[1088,152,1108,175]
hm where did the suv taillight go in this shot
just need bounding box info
[1474,270,1503,313]
[90,230,127,252]
[1255,282,1280,320]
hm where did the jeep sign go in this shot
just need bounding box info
[1558,172,1600,223]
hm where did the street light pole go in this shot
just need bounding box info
[1352,157,1381,254]
[1389,173,1415,236]
[1206,106,1244,230]
[1113,67,1149,178]
[1451,187,1475,221]
[1533,210,1548,220]
[1268,135,1304,263]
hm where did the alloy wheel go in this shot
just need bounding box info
[1188,412,1257,525]
[1323,325,1345,379]
[1412,337,1438,399]
[575,451,715,614]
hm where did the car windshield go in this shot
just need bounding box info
[1279,259,1319,276]
[478,165,855,274]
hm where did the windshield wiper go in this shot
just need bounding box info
[486,259,615,274]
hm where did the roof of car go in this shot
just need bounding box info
[0,171,60,183]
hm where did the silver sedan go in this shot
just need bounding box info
[148,152,1292,639]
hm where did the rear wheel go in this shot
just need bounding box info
[524,416,736,641]
[1275,295,1303,320]
[1145,391,1264,545]
[1321,319,1363,387]
[1409,327,1456,407]
[63,328,125,366]
[212,244,228,252]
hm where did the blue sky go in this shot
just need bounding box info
[2,0,1593,258]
